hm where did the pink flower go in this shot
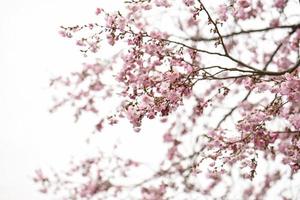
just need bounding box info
[125,159,139,167]
[235,8,249,20]
[187,16,198,27]
[58,30,72,38]
[58,30,66,37]
[90,81,103,91]
[289,114,300,129]
[76,40,85,46]
[117,16,126,31]
[107,34,115,46]
[238,0,251,8]
[274,0,286,9]
[185,65,194,73]
[165,71,180,83]
[95,119,104,132]
[95,8,103,15]
[254,135,268,150]
[33,169,48,182]
[243,187,254,198]
[143,4,152,10]
[149,31,168,39]
[163,133,174,142]
[277,57,293,70]
[80,182,99,197]
[242,77,254,89]
[154,0,171,7]
[183,0,195,6]
[218,4,228,21]
[126,105,142,127]
[146,111,156,119]
[167,146,177,160]
[270,19,280,27]
[291,29,300,50]
[105,15,115,27]
[139,94,153,109]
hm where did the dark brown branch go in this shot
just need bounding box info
[196,1,264,73]
[159,37,225,57]
[215,90,252,129]
[260,58,300,75]
[264,43,283,70]
[263,28,298,70]
[186,24,300,42]
[200,65,256,73]
[198,0,228,55]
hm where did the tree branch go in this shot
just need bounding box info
[215,90,252,129]
[185,24,300,42]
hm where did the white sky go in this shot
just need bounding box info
[1,0,300,199]
[0,0,167,199]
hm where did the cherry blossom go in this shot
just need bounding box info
[35,0,300,199]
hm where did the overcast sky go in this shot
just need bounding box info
[0,0,168,199]
[1,0,300,199]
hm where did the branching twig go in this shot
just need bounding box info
[215,90,252,129]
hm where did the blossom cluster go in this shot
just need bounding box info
[38,0,300,199]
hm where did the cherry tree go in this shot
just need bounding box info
[34,0,300,199]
